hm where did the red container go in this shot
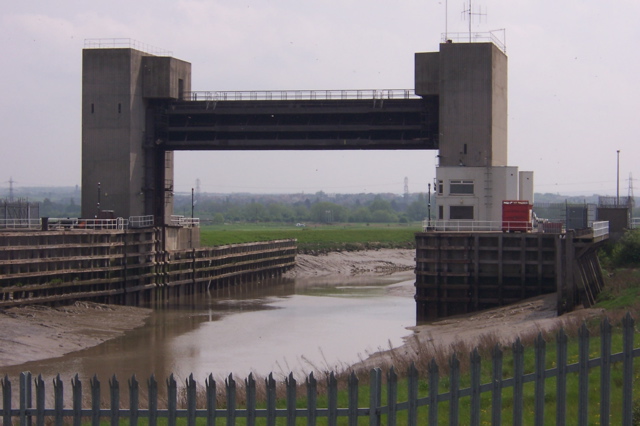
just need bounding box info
[502,200,532,232]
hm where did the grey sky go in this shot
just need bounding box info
[1,1,639,196]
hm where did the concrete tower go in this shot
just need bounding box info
[416,42,529,222]
[81,45,191,221]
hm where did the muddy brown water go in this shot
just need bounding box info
[1,273,416,393]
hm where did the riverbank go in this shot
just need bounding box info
[0,248,602,370]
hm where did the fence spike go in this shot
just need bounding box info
[36,374,45,426]
[306,371,318,426]
[72,374,82,426]
[556,327,568,426]
[286,372,297,426]
[90,374,100,426]
[491,343,503,426]
[206,373,217,426]
[449,353,460,426]
[54,374,63,426]
[186,374,196,426]
[512,337,524,426]
[470,348,481,426]
[369,368,382,426]
[348,372,359,425]
[226,373,237,425]
[622,312,635,425]
[534,333,546,426]
[109,374,120,426]
[428,358,439,426]
[600,317,612,426]
[578,323,590,426]
[328,372,338,426]
[129,375,139,426]
[167,374,177,426]
[266,373,277,426]
[246,373,256,426]
[148,374,158,426]
[407,362,418,426]
[2,375,10,426]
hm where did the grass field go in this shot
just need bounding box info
[199,222,422,252]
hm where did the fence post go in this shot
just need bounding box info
[167,374,177,426]
[265,373,276,426]
[512,338,524,426]
[35,375,45,426]
[622,313,635,426]
[225,374,236,426]
[186,374,196,426]
[369,368,381,426]
[578,324,590,425]
[556,328,568,425]
[2,375,11,426]
[534,334,546,426]
[491,344,503,426]
[205,374,217,426]
[348,372,359,426]
[148,375,158,426]
[306,372,318,426]
[72,374,82,426]
[90,375,100,426]
[109,375,120,426]
[407,363,418,426]
[286,372,297,426]
[449,354,460,425]
[387,367,398,426]
[470,348,481,426]
[600,317,612,426]
[328,372,338,426]
[20,371,33,426]
[129,375,139,426]
[53,374,63,426]
[428,359,439,426]
[245,373,256,426]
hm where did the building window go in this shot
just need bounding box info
[450,206,474,220]
[449,180,474,195]
[437,180,444,195]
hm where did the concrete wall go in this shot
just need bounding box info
[519,171,534,203]
[82,48,192,220]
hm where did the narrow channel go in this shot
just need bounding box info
[3,273,415,387]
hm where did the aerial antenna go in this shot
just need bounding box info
[404,177,409,201]
[628,172,635,208]
[6,177,16,202]
[462,1,487,42]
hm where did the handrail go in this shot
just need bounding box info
[83,38,172,56]
[441,30,507,53]
[186,89,418,102]
[590,221,610,238]
[0,219,41,230]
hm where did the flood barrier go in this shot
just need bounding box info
[0,229,296,308]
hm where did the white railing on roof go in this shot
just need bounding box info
[441,30,507,53]
[83,38,172,56]
[631,218,640,229]
[170,215,200,227]
[186,89,418,102]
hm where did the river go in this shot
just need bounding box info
[2,272,416,387]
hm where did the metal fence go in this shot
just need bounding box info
[2,315,637,425]
[187,89,418,102]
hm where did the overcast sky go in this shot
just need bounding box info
[2,1,639,197]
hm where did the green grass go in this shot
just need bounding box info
[199,222,421,253]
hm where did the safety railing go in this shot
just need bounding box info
[631,218,640,229]
[0,219,41,230]
[590,221,610,238]
[441,30,507,53]
[83,38,172,56]
[422,220,532,232]
[186,89,418,102]
[169,215,200,228]
[128,215,154,228]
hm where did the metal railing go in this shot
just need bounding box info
[128,215,154,228]
[83,38,172,56]
[186,89,418,102]
[441,30,507,53]
[590,221,610,238]
[0,219,41,230]
[169,215,200,227]
[632,218,640,229]
[422,220,533,232]
[1,315,636,425]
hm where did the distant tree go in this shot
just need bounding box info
[212,213,224,224]
[310,202,347,223]
[371,210,398,223]
[349,207,373,223]
[369,196,393,213]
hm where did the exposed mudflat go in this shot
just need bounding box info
[0,249,603,371]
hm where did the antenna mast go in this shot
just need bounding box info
[628,172,635,208]
[462,1,487,42]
